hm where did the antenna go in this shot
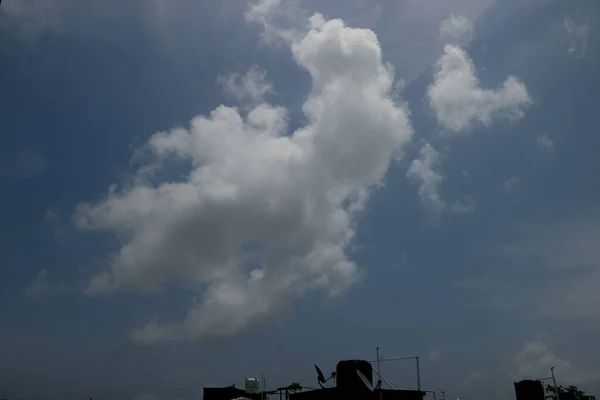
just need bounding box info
[368,350,421,393]
[376,347,382,390]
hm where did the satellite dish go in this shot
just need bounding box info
[356,370,374,392]
[314,364,337,388]
[315,364,326,384]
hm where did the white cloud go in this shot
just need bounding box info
[74,1,413,344]
[564,17,590,58]
[407,144,476,218]
[217,65,274,107]
[245,0,308,46]
[439,14,473,42]
[428,45,532,133]
[537,134,554,152]
[514,340,600,386]
[407,143,446,214]
[0,149,47,179]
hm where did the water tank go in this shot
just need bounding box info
[336,359,373,394]
[514,380,544,400]
[245,378,261,394]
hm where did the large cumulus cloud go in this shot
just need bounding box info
[74,1,413,344]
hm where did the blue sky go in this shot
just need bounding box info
[1,0,599,399]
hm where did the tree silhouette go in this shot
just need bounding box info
[546,384,587,400]
[286,382,302,392]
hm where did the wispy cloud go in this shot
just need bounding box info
[0,0,66,43]
[439,14,473,43]
[428,348,442,362]
[564,16,590,58]
[245,0,308,46]
[503,176,521,193]
[514,339,600,385]
[217,65,275,107]
[536,133,554,153]
[0,149,47,179]
[457,370,484,390]
[44,209,72,245]
[407,143,477,220]
[25,269,70,298]
[451,195,476,214]
[407,142,446,216]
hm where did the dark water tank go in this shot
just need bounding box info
[336,359,373,393]
[514,380,544,400]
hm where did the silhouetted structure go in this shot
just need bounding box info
[290,387,424,400]
[290,360,425,400]
[335,360,373,394]
[514,380,545,400]
[203,385,245,400]
[203,359,425,400]
[203,384,266,400]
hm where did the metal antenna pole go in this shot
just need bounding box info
[416,356,421,394]
[377,347,382,389]
[369,355,421,392]
[371,367,396,389]
[551,367,560,400]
